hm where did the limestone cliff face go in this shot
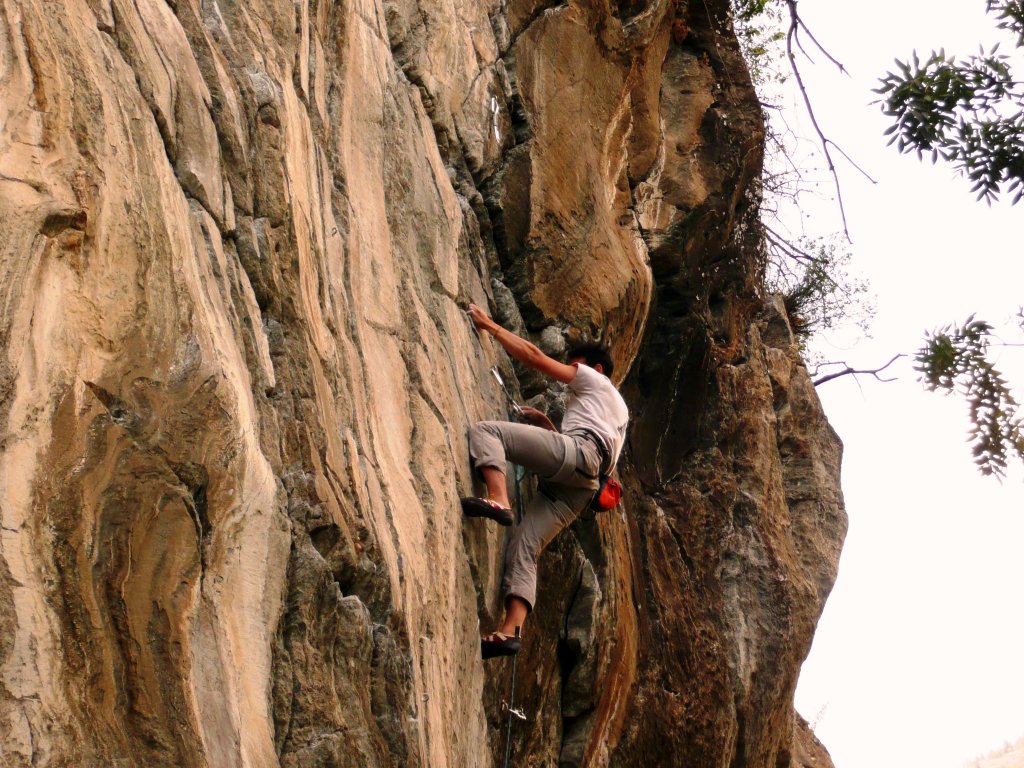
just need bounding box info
[0,0,845,766]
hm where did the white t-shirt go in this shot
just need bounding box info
[561,363,629,469]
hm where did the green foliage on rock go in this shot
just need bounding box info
[730,0,875,348]
[732,0,788,88]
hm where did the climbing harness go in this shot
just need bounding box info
[501,403,527,765]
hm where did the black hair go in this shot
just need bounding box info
[566,343,614,378]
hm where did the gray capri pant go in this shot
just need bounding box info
[468,420,602,611]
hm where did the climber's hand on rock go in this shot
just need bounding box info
[466,303,496,333]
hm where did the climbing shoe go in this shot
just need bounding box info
[461,497,514,526]
[481,631,521,660]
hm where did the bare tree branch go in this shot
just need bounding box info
[784,0,878,241]
[792,10,848,74]
[813,354,905,386]
[764,224,819,262]
[826,139,878,185]
[793,27,815,63]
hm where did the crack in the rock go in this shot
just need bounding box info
[111,2,178,158]
[15,12,48,116]
[107,2,237,237]
[0,173,46,193]
[500,1,569,56]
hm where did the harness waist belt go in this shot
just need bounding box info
[565,429,612,474]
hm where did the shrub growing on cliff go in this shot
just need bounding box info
[732,0,875,348]
[734,0,787,87]
[735,0,1024,478]
[763,233,873,344]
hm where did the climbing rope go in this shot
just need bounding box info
[502,626,524,768]
[501,373,527,767]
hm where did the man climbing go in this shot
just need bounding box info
[463,303,629,659]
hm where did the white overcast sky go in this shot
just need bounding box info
[761,2,1024,767]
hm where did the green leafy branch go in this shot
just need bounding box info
[915,317,1024,477]
[876,1,1024,204]
[989,0,1024,44]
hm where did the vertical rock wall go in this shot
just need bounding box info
[0,0,845,766]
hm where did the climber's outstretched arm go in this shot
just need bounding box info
[466,304,577,384]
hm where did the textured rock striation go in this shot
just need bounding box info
[0,0,845,766]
